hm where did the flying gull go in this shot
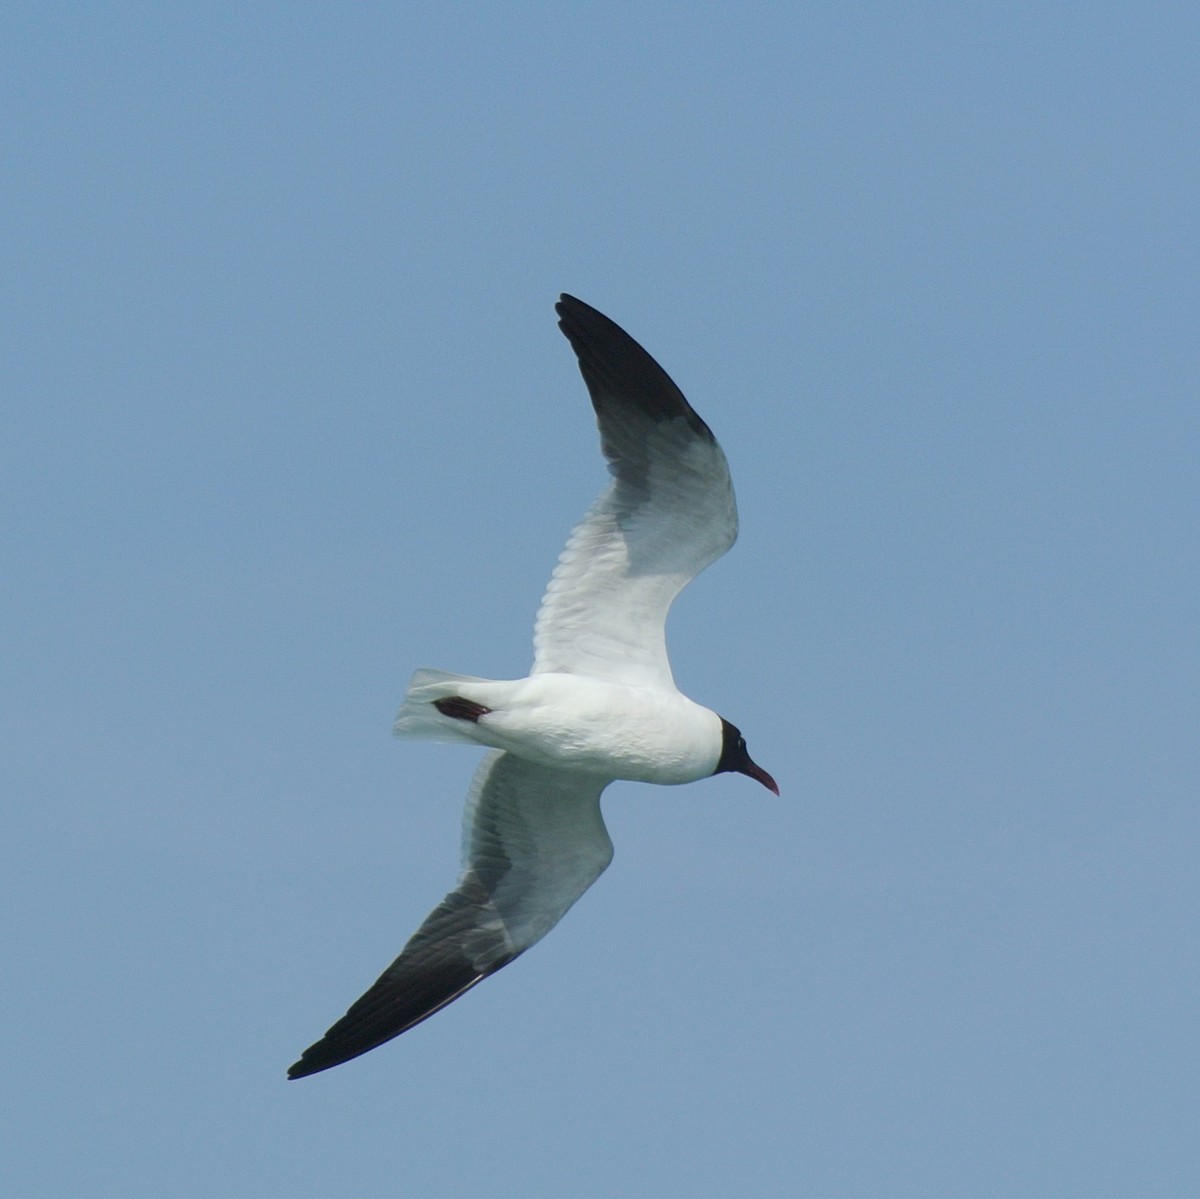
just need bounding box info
[288,294,777,1079]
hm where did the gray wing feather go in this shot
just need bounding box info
[533,295,737,688]
[288,753,612,1078]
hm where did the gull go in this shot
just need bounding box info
[288,294,777,1079]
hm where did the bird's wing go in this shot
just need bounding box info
[533,294,738,690]
[288,751,612,1079]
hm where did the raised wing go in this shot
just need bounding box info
[288,752,612,1078]
[533,295,737,690]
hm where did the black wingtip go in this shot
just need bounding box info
[554,293,635,349]
[286,1035,384,1080]
[285,961,502,1079]
[287,1048,352,1080]
[555,292,589,315]
[555,294,623,351]
[286,1057,320,1081]
[287,1035,375,1080]
[553,294,714,440]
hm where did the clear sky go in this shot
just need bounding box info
[5,4,1197,1196]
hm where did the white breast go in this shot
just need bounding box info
[454,673,724,785]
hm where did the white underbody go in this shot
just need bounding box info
[394,668,723,785]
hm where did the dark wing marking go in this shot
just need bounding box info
[532,296,738,688]
[288,752,612,1078]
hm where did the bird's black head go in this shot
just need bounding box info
[716,719,779,795]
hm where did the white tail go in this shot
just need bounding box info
[392,668,493,743]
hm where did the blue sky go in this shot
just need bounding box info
[5,4,1198,1195]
